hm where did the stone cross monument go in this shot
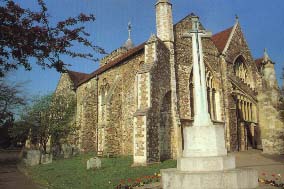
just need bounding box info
[190,18,212,127]
[161,15,258,189]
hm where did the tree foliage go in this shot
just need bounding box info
[11,93,77,154]
[0,0,105,77]
[0,77,26,127]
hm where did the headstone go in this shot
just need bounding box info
[23,150,40,166]
[86,157,101,170]
[161,16,258,189]
[45,136,51,153]
[72,146,80,156]
[62,144,72,159]
[24,129,32,149]
[41,154,53,164]
[24,139,31,149]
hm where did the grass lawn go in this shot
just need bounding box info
[26,153,176,189]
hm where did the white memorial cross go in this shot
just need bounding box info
[189,17,213,127]
[182,16,227,157]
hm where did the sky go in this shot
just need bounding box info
[7,0,284,95]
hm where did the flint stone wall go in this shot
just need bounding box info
[97,51,144,155]
[147,38,171,162]
[76,78,98,152]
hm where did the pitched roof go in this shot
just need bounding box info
[211,26,233,53]
[66,70,90,88]
[77,42,145,87]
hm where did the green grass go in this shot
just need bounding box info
[27,153,176,189]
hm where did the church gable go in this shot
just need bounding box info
[223,23,257,70]
[222,22,259,89]
[174,13,205,37]
[55,73,76,95]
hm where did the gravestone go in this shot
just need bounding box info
[41,154,53,164]
[160,16,258,189]
[23,150,40,166]
[86,157,101,170]
[72,146,80,156]
[61,144,72,159]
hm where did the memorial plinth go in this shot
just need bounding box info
[161,124,258,189]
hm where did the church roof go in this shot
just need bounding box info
[211,26,233,53]
[77,42,145,87]
[66,70,89,88]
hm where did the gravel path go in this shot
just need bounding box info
[0,150,41,189]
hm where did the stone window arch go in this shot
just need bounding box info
[205,67,218,120]
[189,66,222,121]
[100,78,109,121]
[233,56,254,88]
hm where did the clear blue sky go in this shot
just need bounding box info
[8,0,284,95]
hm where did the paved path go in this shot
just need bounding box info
[233,150,284,189]
[0,150,40,189]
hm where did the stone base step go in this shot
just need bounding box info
[161,168,258,189]
[177,155,236,172]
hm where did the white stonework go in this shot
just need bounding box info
[161,168,258,189]
[133,116,147,165]
[177,155,236,172]
[183,125,227,157]
[191,35,212,126]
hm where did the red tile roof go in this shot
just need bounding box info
[211,26,233,53]
[66,70,90,88]
[77,42,145,87]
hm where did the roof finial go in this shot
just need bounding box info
[123,21,134,50]
[263,48,271,62]
[235,14,239,22]
[128,21,132,40]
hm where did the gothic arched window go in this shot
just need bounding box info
[233,56,252,87]
[189,67,222,121]
[100,78,109,122]
[206,68,217,120]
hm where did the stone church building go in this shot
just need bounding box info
[55,0,284,165]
